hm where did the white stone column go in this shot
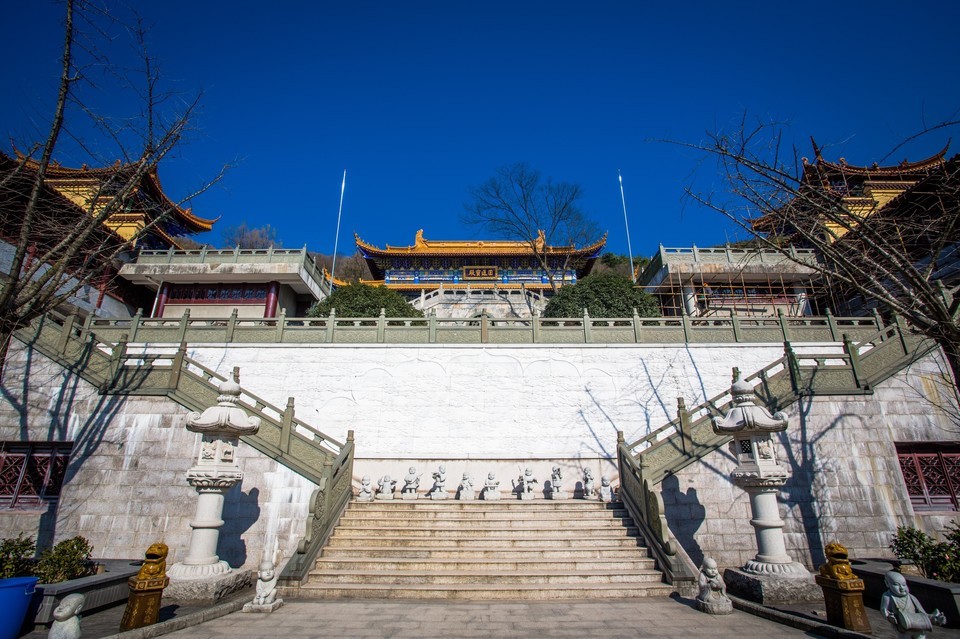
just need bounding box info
[168,370,261,591]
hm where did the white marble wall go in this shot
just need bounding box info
[181,342,837,462]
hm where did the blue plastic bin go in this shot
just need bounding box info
[0,577,38,639]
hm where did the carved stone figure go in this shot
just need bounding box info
[357,475,374,501]
[49,593,84,639]
[599,476,614,502]
[696,558,733,615]
[483,472,500,500]
[376,475,396,500]
[120,542,170,631]
[582,468,595,499]
[519,467,538,500]
[549,465,564,499]
[242,557,283,613]
[430,464,448,499]
[881,571,946,639]
[402,467,421,494]
[458,473,475,500]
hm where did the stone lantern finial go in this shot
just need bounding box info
[712,367,819,603]
[167,365,259,600]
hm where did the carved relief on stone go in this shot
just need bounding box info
[201,441,216,460]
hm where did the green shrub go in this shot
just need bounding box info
[890,522,960,583]
[33,536,94,584]
[0,534,36,579]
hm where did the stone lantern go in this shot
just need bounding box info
[712,371,819,603]
[167,368,260,600]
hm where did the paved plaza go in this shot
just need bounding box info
[160,598,825,639]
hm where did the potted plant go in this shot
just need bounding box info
[0,534,40,639]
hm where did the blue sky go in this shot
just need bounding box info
[4,1,959,259]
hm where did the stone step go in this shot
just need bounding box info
[340,512,633,528]
[312,557,657,572]
[319,546,649,560]
[293,582,674,600]
[325,536,643,549]
[330,526,639,539]
[343,503,628,513]
[350,501,617,511]
[306,569,665,586]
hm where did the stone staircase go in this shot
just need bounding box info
[297,500,672,600]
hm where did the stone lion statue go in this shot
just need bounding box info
[135,542,169,580]
[819,541,856,581]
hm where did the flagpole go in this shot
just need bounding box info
[618,170,636,283]
[330,170,346,287]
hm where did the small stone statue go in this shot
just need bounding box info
[458,473,475,500]
[357,475,374,501]
[254,560,278,605]
[696,558,733,615]
[243,556,284,613]
[519,467,538,500]
[599,476,614,502]
[430,464,448,499]
[549,465,563,498]
[483,472,500,500]
[49,593,84,639]
[376,475,396,500]
[582,468,595,499]
[402,467,421,494]
[881,571,946,638]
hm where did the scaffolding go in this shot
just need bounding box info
[638,245,826,318]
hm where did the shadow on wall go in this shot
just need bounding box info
[2,341,128,551]
[660,473,706,567]
[220,485,261,568]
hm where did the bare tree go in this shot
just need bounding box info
[676,115,960,386]
[464,163,604,292]
[0,0,224,379]
[312,251,371,284]
[220,222,281,249]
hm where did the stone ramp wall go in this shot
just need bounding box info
[0,339,315,570]
[661,349,958,573]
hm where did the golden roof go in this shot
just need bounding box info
[359,279,555,292]
[356,229,607,257]
[16,154,217,232]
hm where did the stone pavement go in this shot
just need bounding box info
[161,598,825,639]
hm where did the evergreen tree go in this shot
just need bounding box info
[307,283,424,318]
[543,272,660,318]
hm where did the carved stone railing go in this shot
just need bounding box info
[616,432,698,592]
[279,436,355,589]
[82,308,882,346]
[15,312,355,587]
[617,317,936,584]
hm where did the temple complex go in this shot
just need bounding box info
[355,229,606,317]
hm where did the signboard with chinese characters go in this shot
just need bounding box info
[462,266,498,280]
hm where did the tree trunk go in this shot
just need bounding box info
[0,328,13,383]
